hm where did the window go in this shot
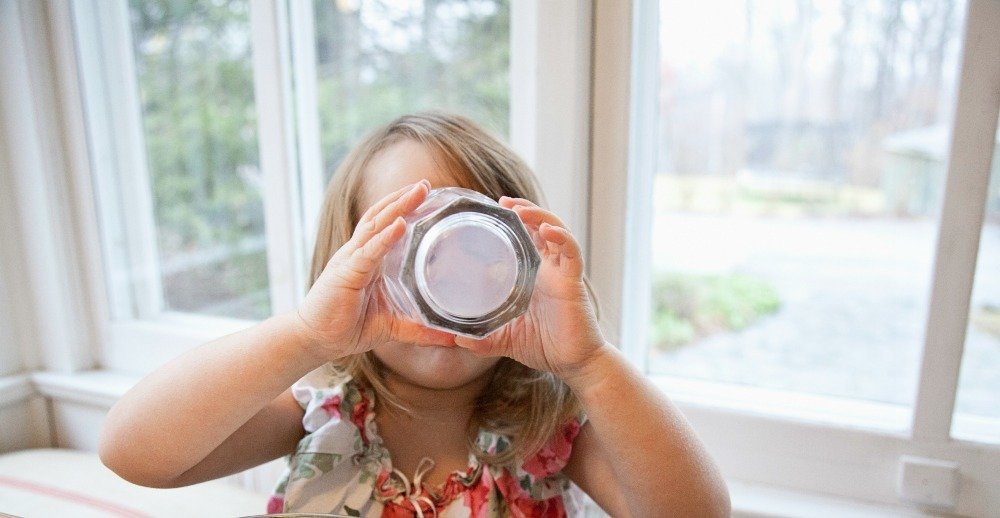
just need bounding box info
[648,0,968,412]
[75,0,270,322]
[590,0,1000,513]
[309,0,509,180]
[292,0,510,249]
[70,0,528,373]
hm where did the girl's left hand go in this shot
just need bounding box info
[453,197,607,380]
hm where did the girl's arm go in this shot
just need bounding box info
[451,197,728,516]
[99,312,321,487]
[101,180,455,488]
[561,344,730,517]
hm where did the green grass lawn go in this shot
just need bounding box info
[650,272,781,352]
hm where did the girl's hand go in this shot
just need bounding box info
[453,197,607,380]
[294,180,456,361]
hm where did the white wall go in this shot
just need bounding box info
[0,0,51,456]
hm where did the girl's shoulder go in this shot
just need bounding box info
[474,411,588,502]
[517,411,588,479]
[291,363,364,434]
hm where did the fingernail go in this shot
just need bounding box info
[420,179,431,189]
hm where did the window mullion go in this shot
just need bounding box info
[250,0,306,314]
[588,0,659,369]
[287,1,324,261]
[73,0,164,320]
[509,0,592,250]
[911,0,1000,441]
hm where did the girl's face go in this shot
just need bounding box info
[360,139,502,390]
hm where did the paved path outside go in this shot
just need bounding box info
[647,213,1000,419]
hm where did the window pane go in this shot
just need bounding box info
[311,0,510,180]
[953,141,1000,442]
[647,0,967,408]
[128,0,270,320]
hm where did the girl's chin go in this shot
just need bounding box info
[373,342,500,389]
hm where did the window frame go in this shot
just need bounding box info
[587,0,1000,514]
[69,0,276,374]
[3,0,99,375]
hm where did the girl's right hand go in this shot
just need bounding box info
[293,179,457,361]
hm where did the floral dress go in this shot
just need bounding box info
[268,365,589,517]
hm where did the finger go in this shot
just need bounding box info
[539,222,584,277]
[350,180,429,250]
[340,216,407,289]
[538,223,580,258]
[511,205,568,230]
[498,196,538,210]
[391,319,457,347]
[513,205,568,254]
[359,179,428,225]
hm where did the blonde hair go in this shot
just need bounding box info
[309,111,590,467]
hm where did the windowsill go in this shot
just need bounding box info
[651,375,912,435]
[30,370,137,408]
[12,370,916,434]
[0,373,34,408]
[8,368,947,517]
[728,480,933,518]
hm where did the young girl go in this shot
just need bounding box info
[99,112,729,517]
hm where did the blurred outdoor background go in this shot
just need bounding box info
[126,0,508,320]
[648,0,999,422]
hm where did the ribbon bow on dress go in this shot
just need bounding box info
[375,457,440,518]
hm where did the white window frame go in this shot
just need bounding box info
[2,0,99,375]
[588,0,1000,515]
[69,0,278,375]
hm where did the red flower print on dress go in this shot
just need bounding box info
[374,469,400,499]
[350,389,371,446]
[464,464,495,518]
[376,468,460,518]
[320,394,342,420]
[380,497,441,518]
[495,468,566,518]
[376,465,471,517]
[265,495,284,513]
[522,418,582,480]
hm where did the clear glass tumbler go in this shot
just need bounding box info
[380,187,540,338]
